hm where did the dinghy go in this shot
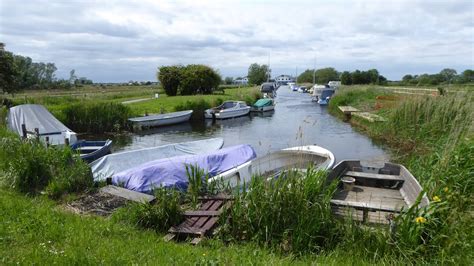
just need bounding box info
[209,145,335,188]
[71,140,113,163]
[328,160,429,224]
[90,138,224,181]
[204,101,250,119]
[112,144,256,194]
[128,110,193,128]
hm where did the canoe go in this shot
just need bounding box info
[71,140,113,163]
[204,101,250,119]
[251,98,275,112]
[89,138,224,181]
[128,110,193,128]
[112,144,256,194]
[327,160,430,224]
[209,145,335,188]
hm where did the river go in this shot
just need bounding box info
[111,85,388,163]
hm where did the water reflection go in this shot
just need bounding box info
[112,86,389,163]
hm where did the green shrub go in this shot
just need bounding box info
[174,99,212,121]
[62,102,131,133]
[113,188,183,232]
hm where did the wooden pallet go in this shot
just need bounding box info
[164,194,233,244]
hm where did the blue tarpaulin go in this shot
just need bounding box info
[112,144,256,193]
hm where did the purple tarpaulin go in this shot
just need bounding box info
[112,144,256,194]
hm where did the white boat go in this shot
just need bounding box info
[128,110,193,128]
[209,145,335,188]
[90,138,224,181]
[204,101,250,119]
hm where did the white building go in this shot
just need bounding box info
[275,74,294,85]
[234,77,249,85]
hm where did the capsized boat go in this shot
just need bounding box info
[90,138,224,181]
[251,98,275,112]
[128,110,193,128]
[204,101,250,119]
[209,145,335,188]
[71,139,113,163]
[328,160,430,224]
[112,144,256,194]
[7,104,77,145]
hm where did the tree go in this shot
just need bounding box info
[314,67,339,84]
[340,71,352,85]
[377,75,387,85]
[439,68,457,83]
[69,69,77,86]
[224,76,234,85]
[0,50,18,93]
[157,65,182,96]
[461,69,474,83]
[367,69,379,84]
[179,64,221,95]
[247,63,269,85]
[297,69,314,83]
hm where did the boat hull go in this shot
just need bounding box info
[251,105,275,112]
[71,139,113,163]
[205,107,250,119]
[210,145,335,188]
[128,110,193,128]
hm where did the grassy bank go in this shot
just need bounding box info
[328,86,474,263]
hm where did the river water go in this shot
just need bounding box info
[111,85,389,163]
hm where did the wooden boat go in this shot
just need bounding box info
[210,145,335,188]
[251,98,275,112]
[71,139,113,163]
[128,110,193,128]
[327,160,429,224]
[204,101,250,119]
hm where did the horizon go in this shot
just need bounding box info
[1,0,472,83]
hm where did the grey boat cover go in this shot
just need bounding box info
[90,138,224,181]
[112,144,256,194]
[7,104,77,145]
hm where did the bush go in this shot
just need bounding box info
[157,65,182,96]
[179,64,221,95]
[174,98,212,121]
[62,102,131,133]
[0,133,93,197]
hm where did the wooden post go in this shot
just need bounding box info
[45,136,50,147]
[21,124,27,139]
[65,138,70,146]
[34,128,39,140]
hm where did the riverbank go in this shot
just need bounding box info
[328,85,473,264]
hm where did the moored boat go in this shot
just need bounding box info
[209,145,335,188]
[317,88,335,105]
[328,160,430,224]
[204,101,250,119]
[128,110,193,128]
[251,98,275,112]
[71,139,113,163]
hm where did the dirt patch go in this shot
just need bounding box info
[65,191,128,216]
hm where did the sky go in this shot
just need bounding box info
[1,0,473,82]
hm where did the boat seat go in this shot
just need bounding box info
[77,146,103,151]
[345,171,404,182]
[330,199,401,213]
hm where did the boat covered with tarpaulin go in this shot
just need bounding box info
[251,98,275,112]
[90,138,225,181]
[112,144,256,194]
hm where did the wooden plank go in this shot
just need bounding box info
[330,199,401,213]
[345,171,405,181]
[198,195,234,200]
[99,185,155,203]
[352,112,386,122]
[338,106,360,114]
[183,210,222,217]
[163,233,176,242]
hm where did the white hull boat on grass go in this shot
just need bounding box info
[204,101,250,119]
[210,145,335,188]
[128,110,193,128]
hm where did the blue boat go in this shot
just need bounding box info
[71,140,113,163]
[317,89,335,105]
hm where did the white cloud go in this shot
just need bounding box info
[1,0,472,82]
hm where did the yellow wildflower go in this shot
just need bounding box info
[433,195,441,202]
[415,216,427,224]
[443,187,449,193]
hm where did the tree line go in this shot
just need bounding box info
[157,65,221,96]
[0,44,92,93]
[297,68,387,85]
[400,69,473,86]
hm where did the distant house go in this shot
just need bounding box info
[234,77,249,85]
[275,75,294,85]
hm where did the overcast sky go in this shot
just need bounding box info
[1,0,473,82]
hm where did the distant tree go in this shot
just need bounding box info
[314,67,339,84]
[377,75,388,85]
[0,50,18,93]
[439,68,457,83]
[224,76,234,85]
[340,71,352,85]
[297,69,314,83]
[179,64,221,95]
[247,63,269,85]
[367,69,379,84]
[461,69,474,83]
[157,65,183,96]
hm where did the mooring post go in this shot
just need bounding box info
[21,124,27,139]
[34,128,39,140]
[45,136,50,147]
[65,138,70,146]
